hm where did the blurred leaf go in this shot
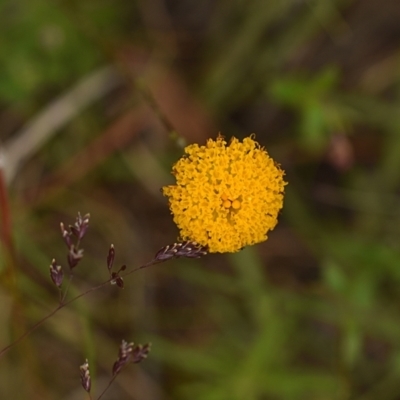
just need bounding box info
[0,0,101,104]
[269,67,341,151]
[342,320,361,368]
[323,259,348,294]
[300,101,327,149]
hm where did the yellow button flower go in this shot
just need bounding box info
[163,135,286,253]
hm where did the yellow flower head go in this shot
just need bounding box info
[163,135,286,253]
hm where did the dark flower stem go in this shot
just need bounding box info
[61,274,74,304]
[96,374,118,400]
[0,258,159,358]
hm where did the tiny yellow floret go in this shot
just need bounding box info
[231,200,241,210]
[163,135,287,253]
[223,200,232,209]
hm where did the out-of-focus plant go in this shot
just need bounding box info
[269,68,343,151]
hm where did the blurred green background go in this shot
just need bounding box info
[1,0,400,398]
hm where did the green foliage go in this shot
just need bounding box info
[0,0,102,104]
[270,68,342,151]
